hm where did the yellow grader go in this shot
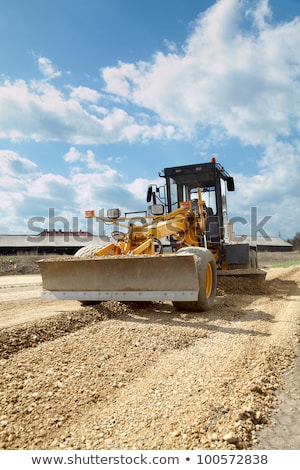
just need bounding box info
[39,159,265,311]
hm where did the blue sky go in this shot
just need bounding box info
[0,0,299,239]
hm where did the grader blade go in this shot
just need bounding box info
[38,255,200,302]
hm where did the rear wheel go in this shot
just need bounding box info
[172,247,217,312]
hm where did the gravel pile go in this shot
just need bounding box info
[0,267,299,450]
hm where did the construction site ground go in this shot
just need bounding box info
[0,254,299,451]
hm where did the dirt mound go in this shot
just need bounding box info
[217,276,270,295]
[217,271,299,297]
[0,256,40,276]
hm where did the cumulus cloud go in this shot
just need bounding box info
[0,150,152,234]
[228,137,300,238]
[0,139,298,238]
[70,86,101,103]
[0,3,299,149]
[2,2,298,149]
[63,146,82,164]
[0,150,40,176]
[250,0,272,30]
[0,77,174,144]
[102,0,300,146]
[30,173,74,201]
[64,146,122,172]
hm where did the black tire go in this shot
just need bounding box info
[172,247,217,312]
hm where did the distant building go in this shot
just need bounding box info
[233,235,293,252]
[0,231,293,256]
[0,231,109,255]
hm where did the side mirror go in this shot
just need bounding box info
[107,208,121,219]
[227,177,235,191]
[146,185,153,203]
[150,204,164,216]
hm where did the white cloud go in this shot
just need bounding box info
[228,138,300,238]
[0,2,298,149]
[163,39,178,53]
[0,142,298,239]
[250,0,272,30]
[0,150,40,177]
[0,144,114,224]
[64,146,82,163]
[70,86,100,103]
[101,0,300,146]
[64,146,120,171]
[37,57,61,80]
[126,177,161,202]
[0,78,174,144]
[30,173,73,200]
[0,148,157,234]
[102,61,141,98]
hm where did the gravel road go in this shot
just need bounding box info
[0,266,299,450]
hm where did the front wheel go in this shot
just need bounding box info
[172,247,217,312]
[74,243,110,258]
